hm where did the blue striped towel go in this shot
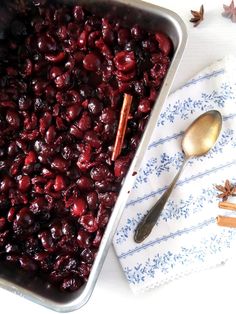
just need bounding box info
[113,56,236,293]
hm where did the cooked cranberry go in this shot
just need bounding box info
[29,196,47,214]
[45,126,56,144]
[37,34,57,53]
[34,97,47,112]
[0,175,14,192]
[155,32,172,55]
[54,72,71,89]
[69,124,83,139]
[84,131,102,148]
[114,156,131,178]
[61,277,82,292]
[138,98,151,113]
[6,110,20,129]
[34,252,53,271]
[90,164,113,181]
[80,213,98,233]
[131,24,144,40]
[98,192,117,208]
[83,53,101,72]
[77,112,91,131]
[38,230,55,252]
[80,248,95,263]
[51,157,70,172]
[25,151,37,165]
[66,104,82,121]
[45,52,66,63]
[114,51,136,72]
[79,85,93,98]
[86,191,98,210]
[71,198,87,217]
[54,175,66,192]
[78,30,88,49]
[15,207,34,227]
[73,5,84,21]
[18,175,31,192]
[77,176,94,191]
[19,256,38,272]
[49,66,63,79]
[117,28,130,46]
[77,229,92,248]
[87,98,103,115]
[99,108,116,124]
[7,208,16,222]
[54,254,78,273]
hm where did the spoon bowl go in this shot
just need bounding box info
[134,110,222,243]
[182,110,222,158]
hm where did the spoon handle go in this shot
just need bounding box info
[134,158,189,243]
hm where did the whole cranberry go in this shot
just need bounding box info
[66,104,82,121]
[114,51,136,72]
[61,277,82,292]
[37,34,57,53]
[87,98,103,115]
[51,157,70,172]
[19,256,38,272]
[71,198,87,218]
[90,164,113,181]
[38,230,55,252]
[54,175,66,192]
[117,29,130,46]
[77,112,92,131]
[25,151,37,165]
[77,229,92,248]
[6,110,20,129]
[18,175,31,192]
[99,108,116,124]
[155,32,172,55]
[80,248,95,263]
[18,95,32,110]
[0,175,14,192]
[86,191,98,210]
[77,176,94,191]
[15,207,34,227]
[138,98,151,113]
[131,24,144,40]
[49,66,63,79]
[73,6,85,21]
[80,213,98,233]
[83,53,101,72]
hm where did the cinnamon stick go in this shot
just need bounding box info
[112,93,133,161]
[218,201,236,211]
[217,215,236,228]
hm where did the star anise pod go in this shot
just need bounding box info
[215,179,236,201]
[190,5,204,27]
[222,0,236,23]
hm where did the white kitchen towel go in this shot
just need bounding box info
[113,56,236,294]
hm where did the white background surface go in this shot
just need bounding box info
[2,0,236,313]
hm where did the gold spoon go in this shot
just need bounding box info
[134,110,222,243]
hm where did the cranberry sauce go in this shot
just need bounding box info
[0,1,172,292]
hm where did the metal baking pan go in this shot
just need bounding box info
[0,0,187,312]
